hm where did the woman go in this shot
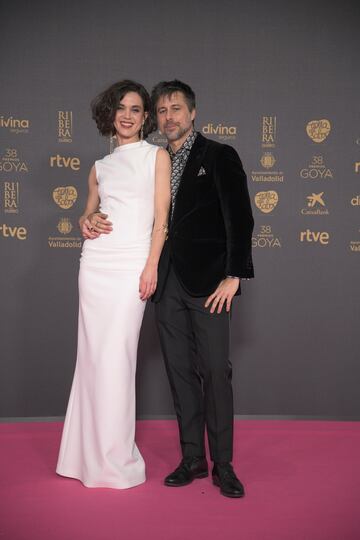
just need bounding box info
[56,80,171,489]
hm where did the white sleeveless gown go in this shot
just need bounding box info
[56,140,158,489]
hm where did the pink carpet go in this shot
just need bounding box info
[0,420,359,540]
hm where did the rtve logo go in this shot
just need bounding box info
[50,154,80,170]
[0,223,27,240]
[300,229,329,245]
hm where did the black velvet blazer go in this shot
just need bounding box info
[153,133,254,301]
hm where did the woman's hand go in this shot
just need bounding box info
[139,263,158,301]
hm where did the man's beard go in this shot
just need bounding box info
[164,124,192,142]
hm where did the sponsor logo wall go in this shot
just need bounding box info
[1,112,358,253]
[0,0,359,420]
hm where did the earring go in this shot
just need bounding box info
[109,134,117,154]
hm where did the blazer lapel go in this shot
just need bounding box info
[171,134,208,228]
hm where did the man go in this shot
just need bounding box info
[151,80,254,498]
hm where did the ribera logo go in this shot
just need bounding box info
[50,154,80,170]
[58,111,73,143]
[0,115,29,134]
[202,123,236,141]
[0,148,28,173]
[351,195,360,206]
[261,116,276,148]
[0,223,27,239]
[3,181,19,214]
[300,229,329,245]
[300,155,333,180]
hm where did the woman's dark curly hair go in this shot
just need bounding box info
[91,80,155,138]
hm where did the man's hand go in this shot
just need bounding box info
[205,277,240,314]
[79,216,100,239]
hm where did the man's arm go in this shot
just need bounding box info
[205,145,254,314]
[214,144,254,278]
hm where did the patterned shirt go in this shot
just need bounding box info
[168,130,197,219]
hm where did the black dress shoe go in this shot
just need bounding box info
[164,456,209,487]
[212,462,245,498]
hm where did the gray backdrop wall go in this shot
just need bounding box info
[0,0,359,419]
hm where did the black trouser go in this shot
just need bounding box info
[155,265,234,463]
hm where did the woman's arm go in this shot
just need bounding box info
[139,148,171,300]
[79,165,112,239]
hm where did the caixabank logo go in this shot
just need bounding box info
[48,218,81,248]
[201,123,237,141]
[0,148,29,173]
[0,115,30,134]
[301,192,329,215]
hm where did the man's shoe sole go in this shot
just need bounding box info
[212,476,245,498]
[164,470,209,487]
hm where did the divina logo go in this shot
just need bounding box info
[202,123,236,140]
[0,116,29,134]
[300,229,329,245]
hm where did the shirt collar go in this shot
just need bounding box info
[168,130,197,159]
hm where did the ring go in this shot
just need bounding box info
[96,221,100,227]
